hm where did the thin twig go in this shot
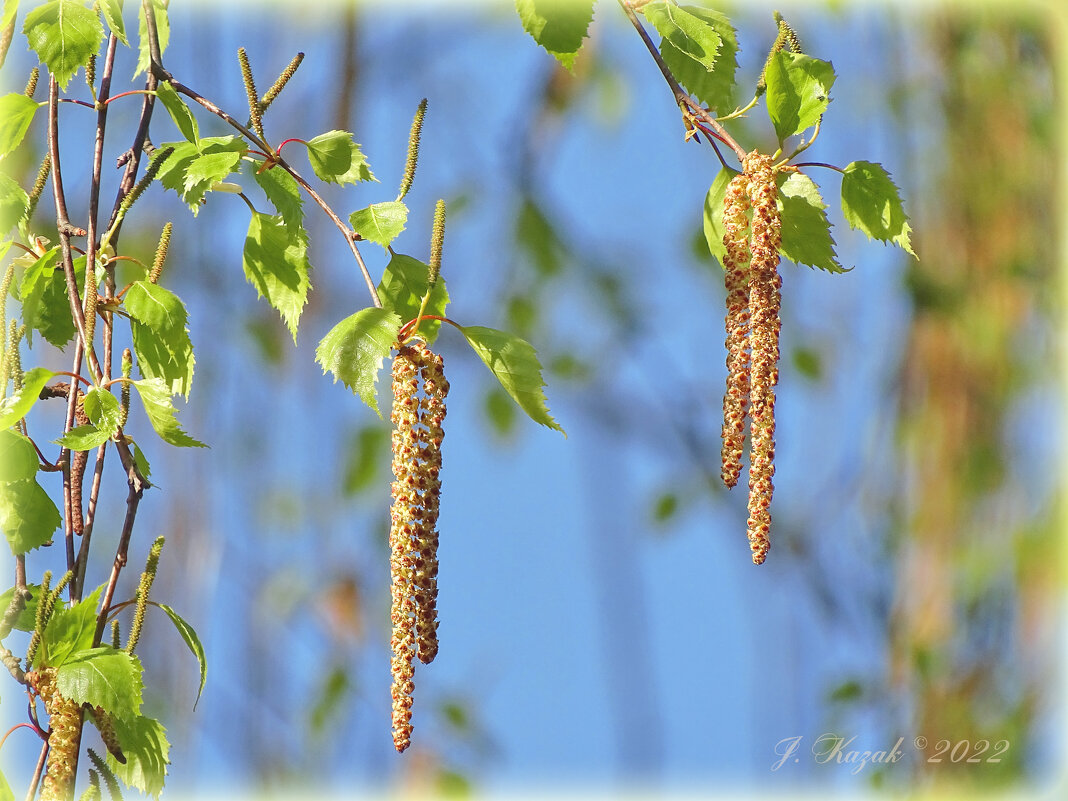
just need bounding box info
[26,741,48,801]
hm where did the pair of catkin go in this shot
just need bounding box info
[388,340,447,753]
[721,151,782,565]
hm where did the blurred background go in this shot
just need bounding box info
[0,0,1064,797]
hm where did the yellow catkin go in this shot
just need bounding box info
[743,152,782,565]
[720,172,753,489]
[28,668,84,801]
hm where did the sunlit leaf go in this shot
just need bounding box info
[37,586,103,669]
[765,51,835,143]
[515,0,594,71]
[135,0,169,77]
[841,161,916,257]
[315,307,400,417]
[0,93,40,158]
[56,647,143,720]
[23,0,104,89]
[778,172,842,273]
[155,81,198,144]
[349,201,407,249]
[0,367,56,429]
[305,130,375,184]
[0,478,59,555]
[658,6,737,113]
[702,166,741,266]
[130,378,206,448]
[642,0,721,72]
[0,171,29,233]
[242,211,311,342]
[98,0,127,45]
[107,714,170,797]
[156,603,207,708]
[125,280,195,398]
[0,429,39,481]
[377,252,449,344]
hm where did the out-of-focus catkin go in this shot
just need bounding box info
[28,668,83,801]
[720,172,752,489]
[387,340,448,753]
[743,152,782,565]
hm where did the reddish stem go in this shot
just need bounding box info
[104,90,153,106]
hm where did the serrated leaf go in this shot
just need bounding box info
[515,0,594,72]
[23,0,104,89]
[0,93,40,158]
[643,1,721,73]
[0,367,56,429]
[98,0,127,44]
[130,378,206,448]
[37,585,102,669]
[702,166,740,266]
[765,51,836,143]
[349,201,407,250]
[152,137,246,214]
[54,423,110,451]
[125,281,195,397]
[377,253,449,345]
[182,150,242,193]
[0,171,29,233]
[778,172,842,272]
[56,647,143,720]
[315,307,400,417]
[841,161,916,257]
[0,429,39,481]
[658,5,737,112]
[242,211,311,341]
[305,130,375,185]
[252,164,303,231]
[0,477,60,555]
[19,248,81,348]
[83,386,121,432]
[135,0,168,77]
[107,714,169,797]
[459,325,564,434]
[131,440,151,479]
[154,81,198,145]
[0,583,41,632]
[156,603,206,708]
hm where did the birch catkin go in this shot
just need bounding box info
[720,172,753,489]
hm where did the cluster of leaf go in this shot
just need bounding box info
[517,0,915,269]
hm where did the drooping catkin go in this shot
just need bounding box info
[720,172,752,489]
[743,152,782,565]
[259,52,304,112]
[28,667,84,801]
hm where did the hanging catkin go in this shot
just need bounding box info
[720,171,753,489]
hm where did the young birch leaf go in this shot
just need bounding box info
[314,307,400,417]
[83,387,122,433]
[252,164,304,231]
[0,367,56,429]
[22,0,104,89]
[658,6,738,113]
[305,131,375,184]
[841,161,916,257]
[459,325,564,434]
[515,0,594,72]
[0,478,60,555]
[703,166,741,266]
[765,51,835,144]
[0,583,41,632]
[377,252,449,345]
[0,171,29,233]
[98,0,127,44]
[131,378,206,448]
[349,201,407,250]
[36,585,103,669]
[19,249,81,348]
[156,603,207,708]
[125,280,195,398]
[778,172,843,273]
[107,714,170,798]
[242,212,311,341]
[131,440,151,479]
[135,0,169,77]
[0,93,40,158]
[642,0,721,72]
[0,430,38,482]
[154,81,198,145]
[153,138,246,214]
[55,647,144,720]
[54,424,110,451]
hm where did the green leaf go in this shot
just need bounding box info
[22,0,104,89]
[349,201,407,250]
[56,646,143,720]
[765,51,836,143]
[642,1,721,72]
[242,211,312,341]
[152,137,247,214]
[19,247,81,347]
[82,386,121,433]
[0,171,30,233]
[0,765,13,801]
[314,307,400,417]
[459,325,564,434]
[0,93,40,158]
[0,583,41,633]
[0,367,56,429]
[154,81,198,145]
[658,6,738,113]
[377,253,449,345]
[130,378,206,448]
[98,0,127,44]
[252,164,303,231]
[125,280,195,398]
[702,166,740,266]
[155,603,207,708]
[107,714,170,797]
[515,0,594,72]
[130,440,151,479]
[305,130,375,185]
[778,172,843,273]
[54,423,110,451]
[37,585,102,669]
[135,0,168,77]
[841,161,916,257]
[0,478,60,555]
[0,429,39,481]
